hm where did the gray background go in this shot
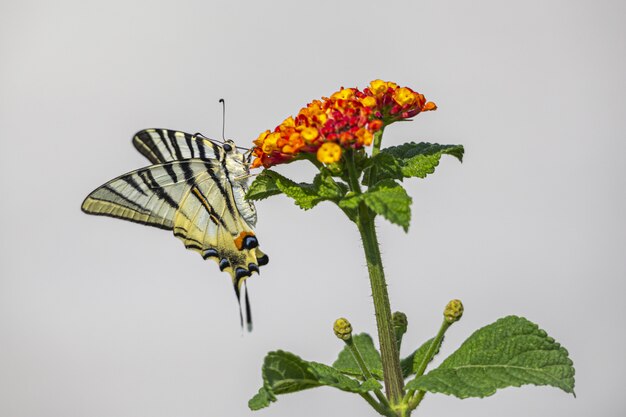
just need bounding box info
[1,0,624,416]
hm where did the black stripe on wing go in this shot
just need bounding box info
[81,160,221,230]
[133,129,220,164]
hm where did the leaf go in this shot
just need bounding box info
[263,350,321,395]
[313,170,349,200]
[309,362,382,392]
[400,338,437,378]
[248,387,275,410]
[364,152,404,185]
[362,180,412,231]
[382,142,464,179]
[247,169,348,210]
[405,316,576,398]
[249,350,381,411]
[337,192,360,222]
[332,333,384,380]
[248,170,320,209]
[246,170,283,201]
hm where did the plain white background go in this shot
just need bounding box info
[1,0,624,416]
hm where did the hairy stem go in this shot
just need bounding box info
[357,206,405,404]
[345,149,404,406]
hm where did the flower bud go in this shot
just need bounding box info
[392,311,408,337]
[333,317,352,341]
[444,299,464,324]
[392,311,408,349]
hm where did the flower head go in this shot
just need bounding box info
[333,317,353,341]
[444,299,464,324]
[251,80,436,168]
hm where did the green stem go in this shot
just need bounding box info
[404,319,451,410]
[372,128,385,157]
[408,391,426,411]
[345,148,404,406]
[357,206,405,404]
[347,339,391,409]
[345,150,362,194]
[359,393,396,417]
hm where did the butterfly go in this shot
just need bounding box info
[81,128,268,330]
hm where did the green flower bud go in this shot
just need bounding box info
[444,299,464,323]
[392,311,408,350]
[392,311,408,336]
[333,317,353,341]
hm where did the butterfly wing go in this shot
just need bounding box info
[81,159,267,285]
[132,128,220,164]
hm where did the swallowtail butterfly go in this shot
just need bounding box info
[82,129,267,330]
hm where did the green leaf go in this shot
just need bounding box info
[406,316,576,398]
[249,350,381,411]
[262,350,321,395]
[362,179,412,232]
[337,192,360,222]
[252,170,322,209]
[313,170,349,200]
[332,333,384,380]
[364,152,404,185]
[246,170,283,201]
[382,142,464,179]
[309,362,383,392]
[247,169,348,210]
[400,338,437,378]
[248,387,275,410]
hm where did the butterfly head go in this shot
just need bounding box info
[222,139,236,153]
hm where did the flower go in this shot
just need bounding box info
[251,80,436,168]
[317,142,342,164]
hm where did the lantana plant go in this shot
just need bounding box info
[245,80,575,417]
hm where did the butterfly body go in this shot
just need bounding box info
[82,129,267,327]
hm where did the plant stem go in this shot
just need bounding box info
[345,149,404,406]
[404,319,451,410]
[346,339,391,409]
[357,206,405,404]
[372,128,385,156]
[359,393,396,417]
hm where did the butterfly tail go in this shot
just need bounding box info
[233,280,253,332]
[244,281,253,332]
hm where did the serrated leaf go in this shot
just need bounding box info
[313,170,349,200]
[406,316,576,398]
[250,350,380,411]
[263,350,320,395]
[362,179,412,231]
[332,333,384,380]
[400,338,437,378]
[259,170,322,210]
[246,170,283,201]
[248,169,348,210]
[309,362,382,393]
[337,193,360,222]
[364,152,404,185]
[382,142,464,179]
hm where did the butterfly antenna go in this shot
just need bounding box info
[244,281,253,332]
[218,98,250,152]
[219,98,226,141]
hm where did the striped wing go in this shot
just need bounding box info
[81,160,268,287]
[133,128,220,164]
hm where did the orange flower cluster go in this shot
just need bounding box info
[251,80,436,168]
